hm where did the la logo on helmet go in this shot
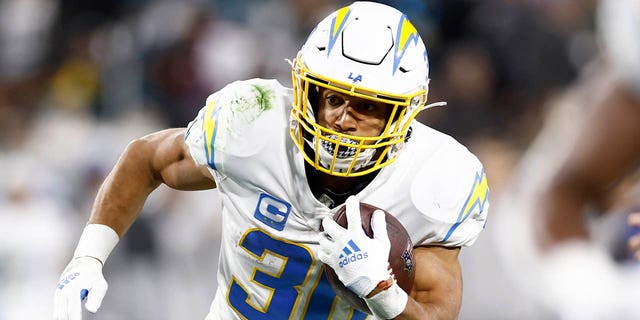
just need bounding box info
[348,72,363,83]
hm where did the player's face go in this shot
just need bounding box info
[316,88,392,141]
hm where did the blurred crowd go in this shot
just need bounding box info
[0,0,616,319]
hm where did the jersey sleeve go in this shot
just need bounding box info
[410,140,490,247]
[184,78,284,173]
[184,104,209,168]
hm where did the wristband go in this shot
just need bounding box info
[73,224,120,264]
[365,281,408,319]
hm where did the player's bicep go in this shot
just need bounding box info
[410,245,462,316]
[148,128,215,190]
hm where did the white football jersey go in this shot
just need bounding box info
[184,78,489,319]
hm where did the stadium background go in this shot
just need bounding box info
[0,0,611,319]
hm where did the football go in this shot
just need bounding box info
[324,202,415,314]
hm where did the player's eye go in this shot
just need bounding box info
[360,103,376,112]
[325,94,344,107]
[354,102,384,117]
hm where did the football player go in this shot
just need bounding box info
[53,2,489,319]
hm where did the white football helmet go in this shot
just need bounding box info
[290,1,432,177]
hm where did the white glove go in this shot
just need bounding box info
[53,224,119,320]
[318,196,391,298]
[54,257,108,320]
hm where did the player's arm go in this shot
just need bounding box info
[319,197,463,319]
[538,78,640,249]
[397,246,462,319]
[88,127,215,236]
[54,128,214,320]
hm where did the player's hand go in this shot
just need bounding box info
[627,211,640,260]
[318,196,391,298]
[53,256,108,320]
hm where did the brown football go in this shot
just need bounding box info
[324,202,415,314]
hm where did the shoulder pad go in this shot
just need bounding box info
[185,78,287,169]
[410,137,489,246]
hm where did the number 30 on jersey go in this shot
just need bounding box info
[227,228,367,319]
